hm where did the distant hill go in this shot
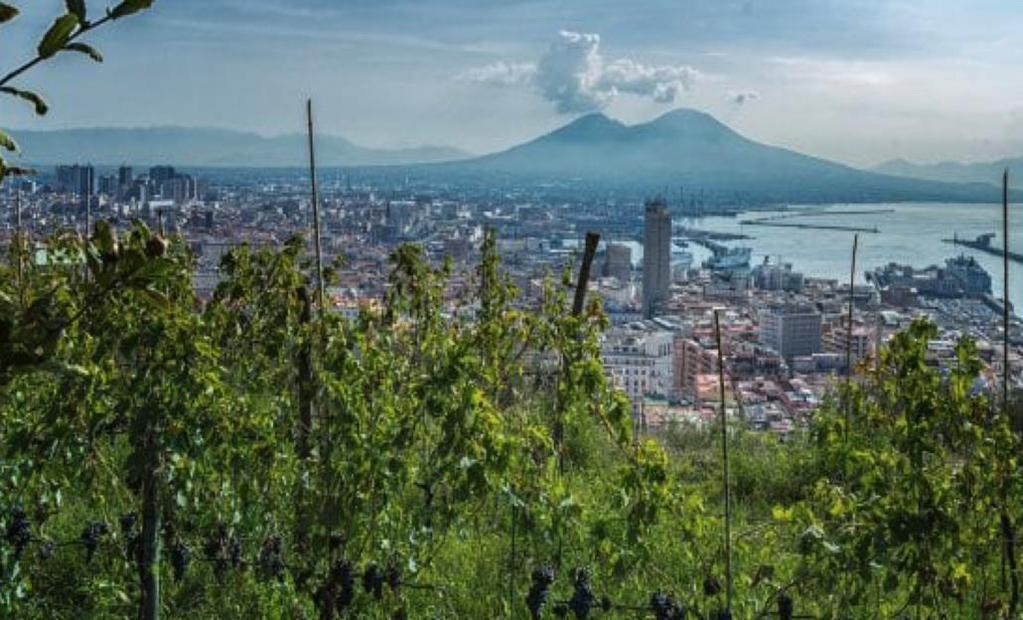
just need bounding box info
[418,109,1004,204]
[5,126,470,167]
[874,157,1022,189]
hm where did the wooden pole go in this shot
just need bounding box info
[1001,168,1020,620]
[1003,169,1010,412]
[845,233,859,436]
[714,309,733,615]
[14,189,23,289]
[556,232,601,474]
[307,98,326,312]
[572,232,600,316]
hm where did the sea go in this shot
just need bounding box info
[616,202,1023,311]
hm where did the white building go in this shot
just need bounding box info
[602,323,675,418]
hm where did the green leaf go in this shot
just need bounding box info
[0,87,49,115]
[64,42,103,62]
[0,129,18,153]
[38,14,80,59]
[109,0,153,19]
[0,3,19,23]
[65,0,87,22]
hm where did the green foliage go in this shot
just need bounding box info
[0,0,154,181]
[1,227,1020,620]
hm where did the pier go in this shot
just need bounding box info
[943,233,1023,265]
[740,220,880,233]
[738,208,891,233]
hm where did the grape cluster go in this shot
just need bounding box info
[204,525,244,581]
[5,508,31,560]
[712,610,732,620]
[317,558,356,616]
[38,540,55,560]
[170,542,191,582]
[362,562,385,600]
[258,534,286,582]
[650,591,687,620]
[703,575,722,597]
[120,513,139,562]
[567,567,596,619]
[777,591,794,620]
[81,521,109,562]
[385,561,401,594]
[328,531,345,551]
[526,563,555,619]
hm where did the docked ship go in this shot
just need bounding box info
[704,246,752,271]
[867,254,992,298]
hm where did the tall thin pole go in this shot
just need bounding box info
[307,98,325,312]
[86,172,92,236]
[14,188,23,298]
[714,309,733,615]
[1003,169,1010,412]
[845,233,859,435]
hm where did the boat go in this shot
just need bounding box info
[704,246,752,271]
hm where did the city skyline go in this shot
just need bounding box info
[0,0,1021,167]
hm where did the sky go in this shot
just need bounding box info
[2,0,1023,167]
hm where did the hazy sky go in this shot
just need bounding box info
[3,0,1022,166]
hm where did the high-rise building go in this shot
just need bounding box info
[642,197,672,318]
[149,165,177,185]
[118,165,133,189]
[760,303,822,362]
[55,164,94,197]
[98,175,118,196]
[603,242,632,284]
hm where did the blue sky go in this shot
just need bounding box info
[2,0,1022,166]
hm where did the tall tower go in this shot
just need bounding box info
[643,196,672,318]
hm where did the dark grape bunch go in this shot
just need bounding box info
[568,567,596,619]
[703,575,721,597]
[5,507,31,560]
[120,513,139,562]
[170,541,191,582]
[777,591,794,620]
[650,591,687,620]
[204,525,244,582]
[385,561,401,594]
[362,562,385,601]
[81,521,109,562]
[38,540,55,560]
[526,563,555,620]
[316,558,356,617]
[258,533,286,582]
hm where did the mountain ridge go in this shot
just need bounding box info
[4,125,471,167]
[874,156,1022,189]
[415,109,1005,204]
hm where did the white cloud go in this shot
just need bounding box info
[457,61,536,86]
[461,30,700,114]
[729,90,760,105]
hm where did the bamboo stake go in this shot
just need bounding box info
[14,189,23,293]
[557,231,601,474]
[1003,169,1010,412]
[714,309,733,616]
[572,232,600,316]
[307,98,326,312]
[1002,169,1020,619]
[845,233,859,436]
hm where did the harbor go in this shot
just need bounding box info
[943,232,1023,265]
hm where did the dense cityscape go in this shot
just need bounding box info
[4,162,1019,438]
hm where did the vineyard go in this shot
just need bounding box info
[1,2,1023,618]
[1,221,1021,619]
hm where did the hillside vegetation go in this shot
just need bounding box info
[2,228,1021,619]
